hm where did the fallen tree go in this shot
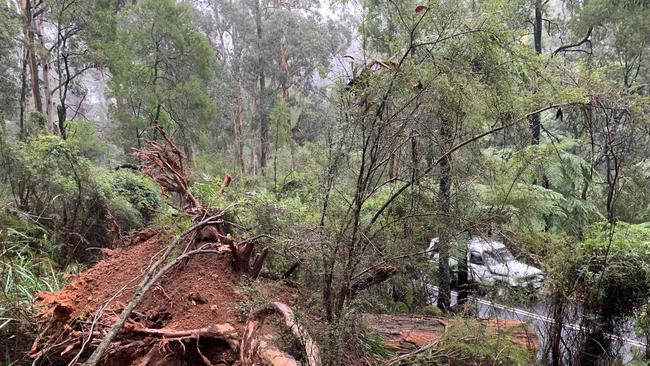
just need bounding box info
[30,126,313,366]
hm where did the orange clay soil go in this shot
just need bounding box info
[31,227,301,366]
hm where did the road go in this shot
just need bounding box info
[429,286,645,361]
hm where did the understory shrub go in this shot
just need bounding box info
[0,133,160,262]
[0,216,70,365]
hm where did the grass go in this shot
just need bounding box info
[0,225,67,365]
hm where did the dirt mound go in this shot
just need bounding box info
[31,225,306,366]
[37,228,243,328]
[33,229,237,364]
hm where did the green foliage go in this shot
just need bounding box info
[0,134,161,260]
[569,0,650,85]
[0,4,20,123]
[544,222,650,363]
[26,112,47,136]
[479,142,602,235]
[66,120,111,161]
[0,216,71,366]
[107,0,215,150]
[575,222,650,320]
[111,170,160,220]
[399,317,534,365]
[270,98,292,148]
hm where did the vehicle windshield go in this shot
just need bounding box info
[483,247,514,266]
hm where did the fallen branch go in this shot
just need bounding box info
[241,302,320,366]
[350,265,396,298]
[386,339,443,366]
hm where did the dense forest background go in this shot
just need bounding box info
[1,0,649,364]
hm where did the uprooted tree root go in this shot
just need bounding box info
[30,125,318,366]
[31,223,318,366]
[242,302,321,366]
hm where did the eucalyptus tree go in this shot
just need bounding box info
[191,0,348,174]
[107,0,215,154]
[39,0,117,138]
[561,0,650,87]
[0,3,20,132]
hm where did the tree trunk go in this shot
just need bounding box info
[548,291,565,366]
[529,0,542,146]
[235,68,246,173]
[457,243,469,306]
[19,45,29,140]
[253,0,268,175]
[250,84,259,176]
[20,0,43,115]
[35,17,53,129]
[437,117,452,311]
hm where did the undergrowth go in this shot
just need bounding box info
[394,316,535,366]
[0,222,72,365]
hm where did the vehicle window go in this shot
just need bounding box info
[469,252,483,265]
[483,248,514,265]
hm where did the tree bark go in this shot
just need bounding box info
[234,63,246,172]
[242,302,321,366]
[437,117,452,311]
[277,0,289,100]
[529,0,542,146]
[19,45,29,140]
[35,17,53,129]
[253,0,268,175]
[457,242,469,306]
[20,0,43,115]
[250,82,258,175]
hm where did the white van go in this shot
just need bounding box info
[427,237,544,289]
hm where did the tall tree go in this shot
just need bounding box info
[0,4,20,132]
[107,0,215,153]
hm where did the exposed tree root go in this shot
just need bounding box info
[134,323,240,351]
[30,127,287,366]
[227,235,269,279]
[241,302,321,366]
[132,124,202,212]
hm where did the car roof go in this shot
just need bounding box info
[469,237,506,253]
[428,236,507,254]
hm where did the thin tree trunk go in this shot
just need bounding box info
[276,0,289,101]
[457,244,469,306]
[235,68,246,173]
[253,0,268,175]
[19,45,29,140]
[250,85,258,176]
[437,117,452,311]
[529,0,542,146]
[35,17,53,129]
